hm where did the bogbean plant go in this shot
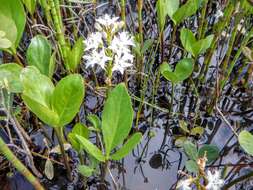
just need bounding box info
[0,0,142,188]
[0,0,253,189]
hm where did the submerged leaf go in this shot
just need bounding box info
[44,159,54,180]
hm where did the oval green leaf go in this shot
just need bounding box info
[110,132,142,160]
[198,144,219,164]
[0,63,23,93]
[52,74,84,127]
[26,35,53,77]
[76,135,105,162]
[238,130,253,156]
[102,83,134,157]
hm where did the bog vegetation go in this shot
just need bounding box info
[0,0,253,190]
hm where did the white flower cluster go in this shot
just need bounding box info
[206,170,224,190]
[178,170,224,190]
[83,14,135,74]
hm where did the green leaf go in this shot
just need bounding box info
[180,28,196,54]
[102,83,134,158]
[26,35,53,77]
[156,0,167,31]
[68,123,89,151]
[180,28,213,57]
[0,0,26,51]
[0,63,23,93]
[66,37,84,72]
[238,130,253,156]
[198,144,219,164]
[160,58,194,83]
[78,165,94,177]
[72,123,89,138]
[48,52,56,78]
[52,74,84,127]
[166,0,180,19]
[172,0,203,25]
[76,135,105,162]
[179,120,190,133]
[141,39,154,54]
[110,132,142,160]
[0,13,17,52]
[185,160,198,173]
[22,0,36,15]
[183,141,198,161]
[191,127,205,136]
[192,34,214,57]
[0,31,12,49]
[87,114,101,131]
[21,66,58,126]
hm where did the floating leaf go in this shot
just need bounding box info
[238,130,253,156]
[0,63,23,93]
[102,83,133,158]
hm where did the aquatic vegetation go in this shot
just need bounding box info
[0,0,253,190]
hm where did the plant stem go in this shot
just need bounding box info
[222,171,253,189]
[13,53,23,66]
[136,0,144,86]
[0,137,44,190]
[120,0,126,28]
[197,0,208,40]
[169,24,177,59]
[54,127,72,181]
[48,0,68,70]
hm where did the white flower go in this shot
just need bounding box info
[109,32,135,74]
[177,179,192,190]
[112,53,134,74]
[84,32,103,51]
[109,31,135,53]
[83,48,111,70]
[215,10,223,19]
[95,14,124,34]
[206,170,224,190]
